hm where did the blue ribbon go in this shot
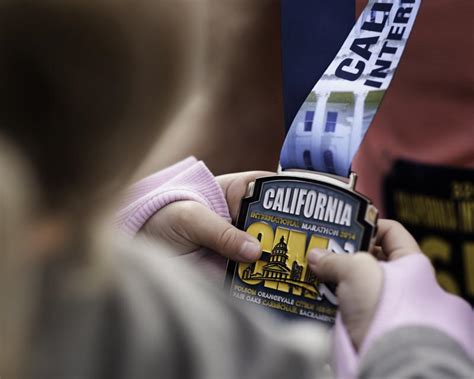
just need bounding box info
[280,0,355,132]
[280,0,422,177]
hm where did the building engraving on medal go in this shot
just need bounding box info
[241,236,320,299]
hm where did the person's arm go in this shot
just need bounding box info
[359,326,474,379]
[308,220,474,378]
[115,157,230,237]
[116,158,271,264]
[330,255,474,379]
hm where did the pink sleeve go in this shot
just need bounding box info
[332,253,474,378]
[119,157,198,207]
[331,314,359,379]
[115,157,231,237]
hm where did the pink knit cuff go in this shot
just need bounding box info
[116,158,231,237]
[331,314,358,379]
[119,157,198,207]
[360,253,474,359]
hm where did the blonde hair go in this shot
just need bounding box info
[0,137,36,379]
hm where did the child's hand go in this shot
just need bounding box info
[307,219,421,349]
[140,171,272,262]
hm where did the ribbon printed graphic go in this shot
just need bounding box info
[280,0,422,177]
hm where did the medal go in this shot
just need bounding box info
[226,0,422,324]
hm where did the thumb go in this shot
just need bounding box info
[307,248,380,284]
[307,248,383,350]
[179,203,262,262]
[307,248,356,283]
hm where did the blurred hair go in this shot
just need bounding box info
[0,1,196,377]
[0,137,36,379]
[0,0,195,217]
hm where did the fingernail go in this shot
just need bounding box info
[307,248,327,265]
[238,238,261,261]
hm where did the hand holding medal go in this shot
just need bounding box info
[140,171,272,261]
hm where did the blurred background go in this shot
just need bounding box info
[138,0,473,177]
[136,0,284,177]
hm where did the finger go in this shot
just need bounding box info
[176,202,262,262]
[369,245,388,262]
[376,219,421,261]
[217,171,273,220]
[306,248,353,284]
[308,249,383,350]
[307,249,380,285]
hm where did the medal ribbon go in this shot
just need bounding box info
[280,0,354,133]
[280,0,422,177]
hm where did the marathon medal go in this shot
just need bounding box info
[226,0,422,324]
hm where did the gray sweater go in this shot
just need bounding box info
[29,243,473,378]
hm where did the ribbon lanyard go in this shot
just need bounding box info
[280,0,422,177]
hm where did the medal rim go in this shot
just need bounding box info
[225,172,378,301]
